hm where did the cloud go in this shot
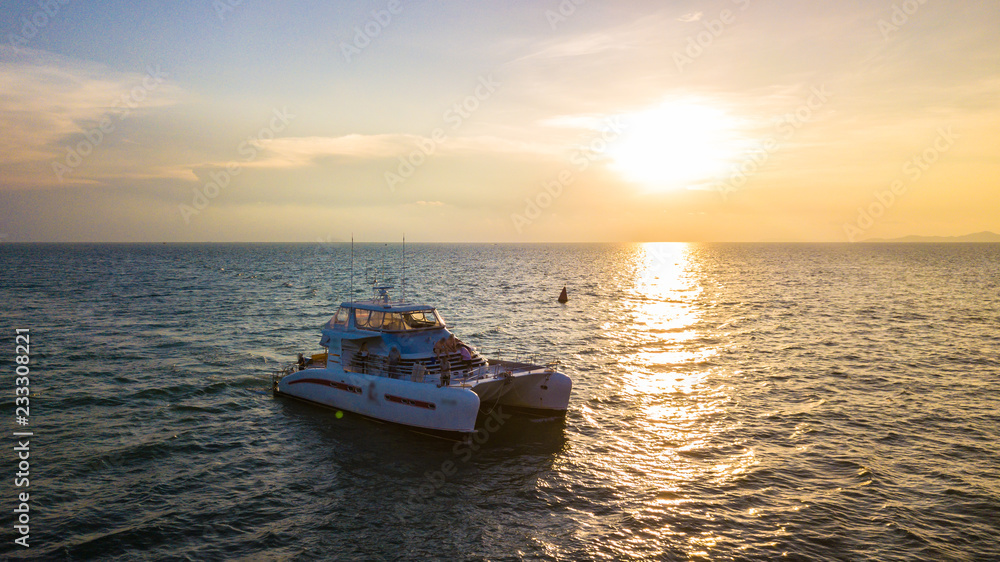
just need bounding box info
[537,113,615,129]
[245,134,421,167]
[677,12,703,23]
[198,133,559,172]
[509,32,631,63]
[0,46,185,187]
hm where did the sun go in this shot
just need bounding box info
[608,100,745,192]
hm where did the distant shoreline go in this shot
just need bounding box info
[860,231,1000,243]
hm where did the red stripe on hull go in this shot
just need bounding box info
[384,394,436,410]
[289,378,362,394]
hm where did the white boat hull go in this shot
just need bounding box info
[275,361,571,433]
[468,368,572,413]
[277,367,481,434]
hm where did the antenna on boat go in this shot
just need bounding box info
[402,234,406,303]
[350,234,354,301]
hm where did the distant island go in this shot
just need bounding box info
[862,231,1000,243]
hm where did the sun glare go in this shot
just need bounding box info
[609,100,745,192]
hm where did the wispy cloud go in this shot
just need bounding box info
[509,32,632,63]
[196,133,559,172]
[0,47,184,186]
[0,49,181,149]
[244,134,420,166]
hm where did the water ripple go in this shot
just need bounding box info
[1,242,998,560]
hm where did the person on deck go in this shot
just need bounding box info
[439,354,451,387]
[458,344,472,376]
[357,342,369,374]
[387,346,401,378]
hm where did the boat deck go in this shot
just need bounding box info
[486,358,555,372]
[276,353,558,386]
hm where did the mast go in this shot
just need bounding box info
[350,234,354,301]
[402,234,406,303]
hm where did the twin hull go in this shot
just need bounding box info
[276,366,571,434]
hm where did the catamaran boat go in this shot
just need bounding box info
[272,286,572,436]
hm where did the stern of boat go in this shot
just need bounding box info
[472,360,572,415]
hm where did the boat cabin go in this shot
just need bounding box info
[325,302,446,333]
[316,297,487,382]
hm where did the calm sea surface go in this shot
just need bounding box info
[1,243,998,561]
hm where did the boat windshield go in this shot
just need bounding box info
[326,307,350,329]
[353,308,444,331]
[400,310,444,330]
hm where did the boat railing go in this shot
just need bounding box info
[270,363,298,392]
[275,347,561,387]
[345,351,490,382]
[343,349,560,383]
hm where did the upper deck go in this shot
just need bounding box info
[345,300,438,313]
[325,287,446,334]
[321,286,447,338]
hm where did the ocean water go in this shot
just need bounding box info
[1,242,999,561]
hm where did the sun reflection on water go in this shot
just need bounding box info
[565,242,755,559]
[619,242,709,372]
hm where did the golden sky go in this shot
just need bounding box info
[1,0,998,242]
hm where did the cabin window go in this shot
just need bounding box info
[401,310,443,329]
[333,307,349,326]
[367,311,384,329]
[348,309,445,330]
[326,307,350,329]
[354,308,370,328]
[382,313,404,331]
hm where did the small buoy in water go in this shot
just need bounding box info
[558,286,568,303]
